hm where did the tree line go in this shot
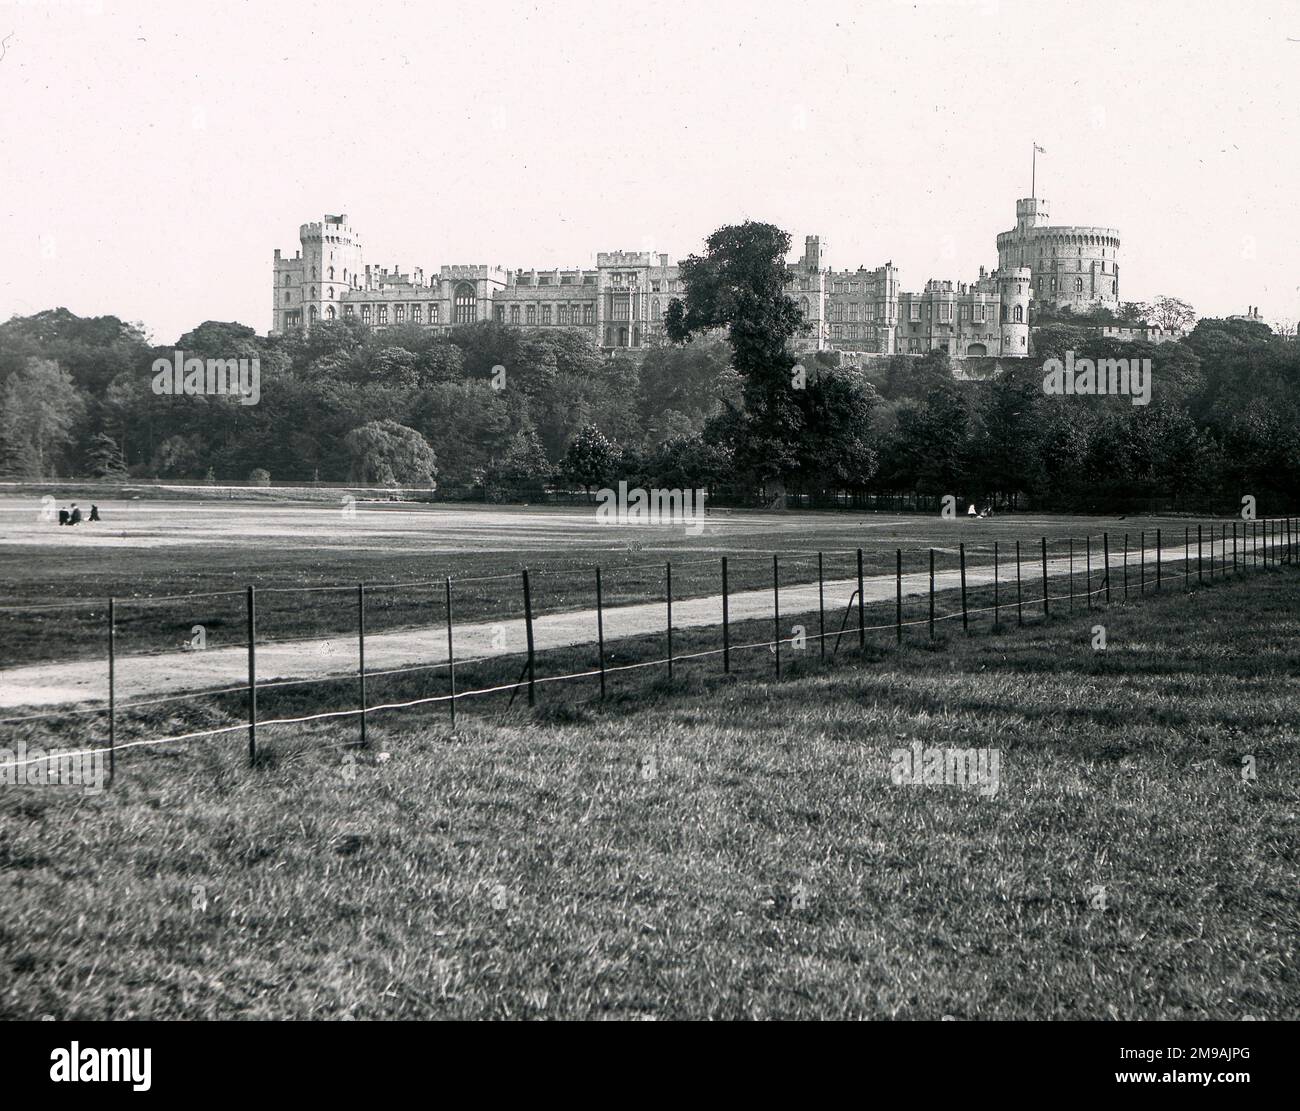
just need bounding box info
[0,222,1296,514]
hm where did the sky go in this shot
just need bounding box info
[1,0,1298,343]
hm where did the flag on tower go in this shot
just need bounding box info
[1034,143,1046,153]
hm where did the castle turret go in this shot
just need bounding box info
[273,214,364,333]
[997,267,1032,354]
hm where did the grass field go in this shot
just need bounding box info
[0,492,1263,669]
[1,564,1296,1020]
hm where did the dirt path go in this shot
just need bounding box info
[0,539,1272,710]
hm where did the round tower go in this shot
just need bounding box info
[996,197,1120,316]
[997,267,1031,355]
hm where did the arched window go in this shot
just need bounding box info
[308,305,318,322]
[800,297,810,316]
[632,326,640,346]
[310,286,316,299]
[1111,281,1117,294]
[652,298,660,317]
[326,305,335,320]
[454,283,476,324]
[328,287,334,299]
[1014,305,1023,323]
[1075,278,1083,292]
[284,292,290,303]
[328,267,334,280]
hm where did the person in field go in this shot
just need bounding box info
[967,503,977,517]
[89,504,100,522]
[69,503,82,525]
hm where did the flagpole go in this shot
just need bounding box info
[1032,142,1036,198]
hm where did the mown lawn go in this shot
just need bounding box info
[1,569,1297,1019]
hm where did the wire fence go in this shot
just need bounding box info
[1,517,1295,784]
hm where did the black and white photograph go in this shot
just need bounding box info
[0,0,1296,1091]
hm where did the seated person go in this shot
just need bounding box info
[69,503,82,525]
[58,508,69,526]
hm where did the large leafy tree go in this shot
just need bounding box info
[0,358,86,477]
[343,419,437,486]
[665,221,806,492]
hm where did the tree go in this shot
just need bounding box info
[665,221,807,497]
[1148,295,1196,332]
[343,420,437,486]
[87,432,127,478]
[488,428,552,494]
[559,424,622,496]
[0,358,85,477]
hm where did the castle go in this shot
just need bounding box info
[271,197,1121,359]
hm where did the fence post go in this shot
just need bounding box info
[1184,527,1190,590]
[107,596,116,786]
[1139,531,1145,596]
[522,569,536,706]
[959,542,969,632]
[1041,536,1049,617]
[993,541,1000,626]
[445,577,457,728]
[817,552,826,660]
[594,566,606,701]
[1103,532,1111,604]
[721,556,730,674]
[1068,538,1075,612]
[1198,524,1203,584]
[1085,536,1092,610]
[773,555,781,678]
[929,548,935,641]
[1156,528,1162,591]
[1232,522,1237,573]
[665,561,673,680]
[358,583,367,746]
[894,549,903,644]
[247,585,257,764]
[857,548,866,651]
[1015,540,1023,627]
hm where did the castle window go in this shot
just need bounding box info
[1000,304,1008,323]
[495,305,505,322]
[909,302,920,322]
[938,303,952,324]
[526,305,537,325]
[558,305,569,324]
[284,292,290,303]
[326,305,335,320]
[395,305,405,323]
[849,304,859,322]
[377,306,388,324]
[1014,305,1023,323]
[412,304,422,324]
[510,306,521,324]
[1112,281,1117,294]
[309,305,318,322]
[800,297,810,317]
[584,304,595,324]
[1075,278,1083,292]
[328,267,334,280]
[361,305,372,323]
[430,304,440,323]
[605,327,613,345]
[328,287,334,299]
[311,287,317,299]
[652,298,660,318]
[801,278,810,291]
[541,305,552,325]
[633,326,640,346]
[974,305,985,323]
[454,283,476,324]
[651,281,661,292]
